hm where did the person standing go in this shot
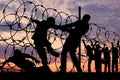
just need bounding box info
[111,42,119,73]
[60,14,91,72]
[31,17,60,67]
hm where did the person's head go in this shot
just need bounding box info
[86,45,91,49]
[96,44,101,49]
[111,42,114,47]
[14,49,21,55]
[47,17,55,26]
[105,47,109,51]
[82,14,90,22]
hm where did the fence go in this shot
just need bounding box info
[0,0,120,72]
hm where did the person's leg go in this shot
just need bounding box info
[60,39,72,72]
[35,44,48,66]
[95,61,99,73]
[60,48,68,72]
[99,61,102,72]
[70,49,82,72]
[115,61,118,73]
[104,63,107,72]
[88,58,92,72]
[112,61,114,73]
[108,61,110,73]
[97,61,101,72]
[47,45,59,57]
[46,41,59,57]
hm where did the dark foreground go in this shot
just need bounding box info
[0,72,120,80]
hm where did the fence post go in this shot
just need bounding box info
[78,6,81,69]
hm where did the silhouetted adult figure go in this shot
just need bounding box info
[111,42,118,73]
[31,17,60,67]
[0,49,39,72]
[102,44,111,73]
[93,44,102,73]
[118,46,120,64]
[82,40,94,73]
[60,14,91,72]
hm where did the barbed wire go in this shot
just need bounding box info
[0,0,120,72]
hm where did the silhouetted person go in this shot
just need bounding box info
[82,40,94,73]
[94,44,102,73]
[102,44,111,73]
[0,49,39,72]
[60,14,91,72]
[111,42,118,73]
[31,17,60,67]
[118,46,120,60]
[117,41,120,58]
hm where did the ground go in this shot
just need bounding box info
[0,72,120,80]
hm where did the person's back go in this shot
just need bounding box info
[75,20,89,36]
[0,49,36,72]
[12,53,35,71]
[32,20,48,41]
[31,17,56,41]
[68,14,90,41]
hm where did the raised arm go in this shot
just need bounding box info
[90,40,99,49]
[54,20,80,32]
[111,42,114,49]
[102,44,106,50]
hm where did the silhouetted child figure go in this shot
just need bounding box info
[60,14,91,72]
[102,44,111,73]
[94,43,102,73]
[117,41,120,61]
[111,42,118,73]
[31,17,60,67]
[82,40,94,73]
[0,49,39,72]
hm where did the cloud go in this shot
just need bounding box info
[0,0,120,72]
[0,0,120,41]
